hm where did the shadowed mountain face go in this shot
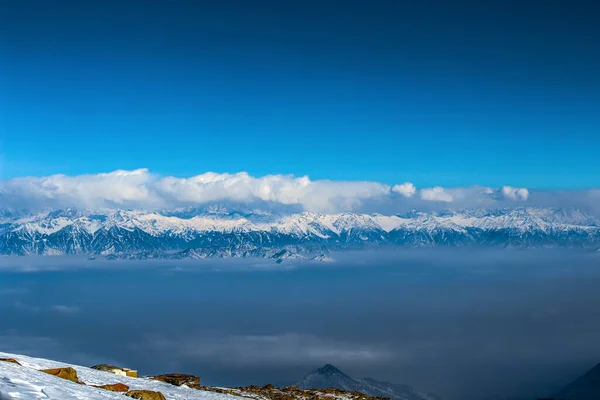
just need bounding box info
[297,365,359,392]
[554,363,600,400]
[296,364,441,400]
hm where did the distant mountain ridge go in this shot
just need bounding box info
[553,362,600,400]
[1,207,599,260]
[295,364,440,400]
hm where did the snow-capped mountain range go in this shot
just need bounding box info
[1,207,599,260]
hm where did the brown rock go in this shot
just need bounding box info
[40,367,79,383]
[150,373,200,386]
[0,358,21,366]
[94,382,130,392]
[126,390,167,400]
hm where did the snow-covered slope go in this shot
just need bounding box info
[0,352,393,400]
[0,351,239,400]
[1,207,599,259]
[296,364,440,400]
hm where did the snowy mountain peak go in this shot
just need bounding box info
[1,207,599,259]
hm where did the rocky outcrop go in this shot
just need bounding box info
[126,390,167,400]
[91,363,138,377]
[94,382,130,392]
[199,384,392,400]
[91,364,122,372]
[150,373,200,386]
[0,358,21,365]
[40,367,79,383]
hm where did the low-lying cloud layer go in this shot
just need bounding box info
[140,333,393,368]
[0,168,596,213]
[3,250,600,399]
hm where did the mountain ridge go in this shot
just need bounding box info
[296,364,440,400]
[1,207,599,259]
[553,362,600,400]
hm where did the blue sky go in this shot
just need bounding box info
[1,0,599,188]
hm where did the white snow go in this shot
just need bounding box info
[6,208,600,239]
[369,215,407,232]
[2,207,600,256]
[0,351,241,400]
[0,352,379,400]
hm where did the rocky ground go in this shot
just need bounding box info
[200,384,388,400]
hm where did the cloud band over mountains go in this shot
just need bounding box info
[0,168,596,213]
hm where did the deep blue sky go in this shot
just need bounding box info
[1,0,599,187]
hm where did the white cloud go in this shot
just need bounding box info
[155,173,392,212]
[501,186,530,201]
[1,168,158,209]
[0,169,555,213]
[0,170,392,213]
[420,186,453,202]
[392,182,416,198]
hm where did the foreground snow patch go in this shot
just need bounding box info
[0,351,239,400]
[0,361,124,399]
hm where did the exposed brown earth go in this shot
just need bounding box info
[0,358,21,366]
[189,386,254,398]
[93,382,130,392]
[150,373,200,387]
[196,384,390,400]
[40,367,79,383]
[126,389,167,400]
